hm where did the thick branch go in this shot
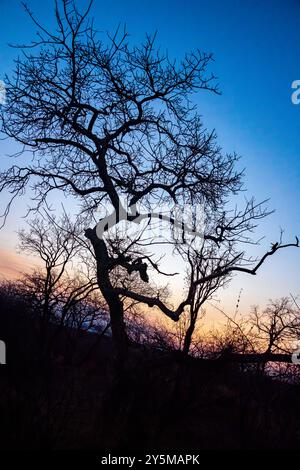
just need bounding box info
[195,238,299,286]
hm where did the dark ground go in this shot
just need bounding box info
[1,290,300,450]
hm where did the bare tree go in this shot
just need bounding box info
[178,236,230,355]
[17,212,107,355]
[18,213,85,318]
[0,0,298,357]
[207,298,300,367]
[249,298,300,357]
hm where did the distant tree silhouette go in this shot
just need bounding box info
[0,0,298,358]
[17,213,96,321]
[205,297,300,367]
[249,298,300,366]
[17,213,110,356]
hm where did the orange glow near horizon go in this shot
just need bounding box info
[0,246,263,333]
[0,248,37,280]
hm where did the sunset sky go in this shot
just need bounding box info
[0,0,299,319]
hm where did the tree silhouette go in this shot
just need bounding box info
[0,0,298,357]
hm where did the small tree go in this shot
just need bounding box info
[249,298,300,356]
[0,1,298,357]
[17,213,107,354]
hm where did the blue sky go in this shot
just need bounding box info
[0,0,299,316]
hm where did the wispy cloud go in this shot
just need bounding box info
[0,249,36,280]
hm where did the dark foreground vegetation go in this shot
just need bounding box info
[1,284,300,451]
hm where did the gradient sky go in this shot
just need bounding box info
[0,0,299,320]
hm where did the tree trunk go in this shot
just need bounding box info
[183,317,196,355]
[102,287,128,359]
[85,227,128,359]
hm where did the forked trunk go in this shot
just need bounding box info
[85,227,128,359]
